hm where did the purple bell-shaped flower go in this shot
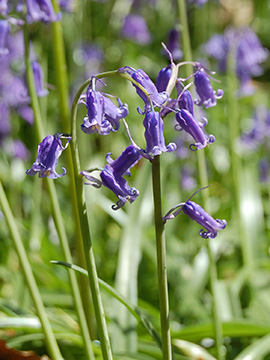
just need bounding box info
[26,133,71,179]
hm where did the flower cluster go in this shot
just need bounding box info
[77,47,224,213]
[158,64,221,151]
[25,43,227,238]
[204,26,268,96]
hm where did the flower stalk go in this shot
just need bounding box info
[71,81,113,360]
[151,155,172,360]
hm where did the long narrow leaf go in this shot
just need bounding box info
[51,260,162,347]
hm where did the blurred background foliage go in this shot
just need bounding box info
[1,0,270,359]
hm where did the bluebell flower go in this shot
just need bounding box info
[0,20,10,56]
[175,109,215,150]
[81,89,106,135]
[120,67,168,109]
[143,110,176,156]
[32,61,49,97]
[194,65,223,108]
[156,65,172,92]
[159,82,194,119]
[122,14,151,45]
[81,88,128,135]
[100,145,141,209]
[177,87,195,116]
[105,144,141,176]
[182,201,227,239]
[26,0,61,23]
[163,194,227,239]
[26,133,71,179]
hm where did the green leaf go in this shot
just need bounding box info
[51,261,162,347]
[172,320,270,342]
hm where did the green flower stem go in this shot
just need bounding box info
[23,25,94,360]
[0,182,64,360]
[177,1,224,359]
[51,0,96,338]
[151,156,172,360]
[70,83,113,360]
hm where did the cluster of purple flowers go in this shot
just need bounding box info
[158,62,222,151]
[204,26,268,96]
[26,44,227,239]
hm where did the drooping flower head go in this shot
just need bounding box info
[99,145,141,209]
[156,65,172,92]
[177,84,195,116]
[143,110,176,156]
[182,201,227,239]
[81,89,106,135]
[175,109,215,150]
[81,87,128,135]
[163,187,227,239]
[193,64,224,108]
[26,133,71,179]
[26,0,61,23]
